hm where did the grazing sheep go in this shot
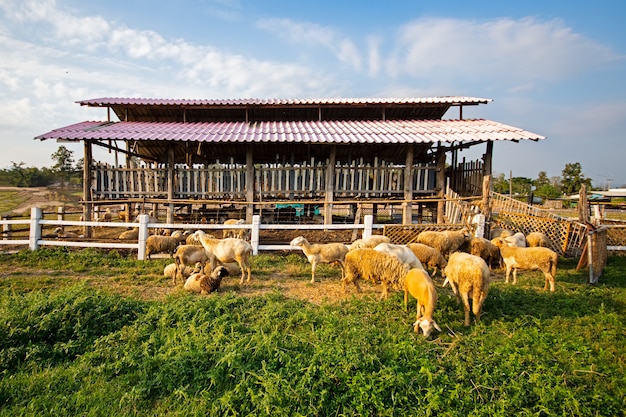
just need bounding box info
[342,248,410,299]
[172,244,211,285]
[118,228,139,240]
[348,235,391,250]
[184,265,229,295]
[223,219,248,240]
[407,243,448,277]
[197,231,253,285]
[373,242,424,270]
[145,234,184,260]
[469,237,501,269]
[290,236,349,283]
[403,268,442,337]
[526,232,551,248]
[492,237,558,292]
[163,262,196,282]
[415,228,470,256]
[443,252,490,326]
[504,232,526,247]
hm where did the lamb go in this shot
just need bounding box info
[197,231,253,285]
[223,219,248,240]
[342,248,410,299]
[469,237,501,269]
[348,235,391,250]
[373,242,424,270]
[407,243,448,277]
[183,264,230,295]
[526,232,551,248]
[504,232,526,247]
[403,268,442,337]
[163,262,196,283]
[290,236,349,283]
[172,244,211,285]
[145,234,185,260]
[492,237,558,292]
[443,252,490,326]
[415,228,470,256]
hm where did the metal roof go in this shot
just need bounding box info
[36,118,542,144]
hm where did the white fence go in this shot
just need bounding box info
[0,208,378,260]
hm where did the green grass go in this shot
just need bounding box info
[0,249,624,416]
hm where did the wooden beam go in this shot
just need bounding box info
[403,145,414,224]
[246,147,254,222]
[324,146,336,225]
[436,145,446,224]
[167,145,175,223]
[82,141,93,237]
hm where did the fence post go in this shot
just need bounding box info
[472,213,485,238]
[57,206,65,221]
[363,214,373,239]
[2,217,10,240]
[29,207,43,251]
[137,214,149,260]
[251,215,260,255]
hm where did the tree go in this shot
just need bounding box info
[51,146,75,188]
[533,171,561,200]
[561,162,591,195]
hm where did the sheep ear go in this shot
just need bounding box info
[432,321,442,332]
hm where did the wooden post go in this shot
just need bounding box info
[166,145,175,224]
[323,146,336,225]
[83,141,93,237]
[482,175,492,237]
[578,184,589,223]
[436,146,446,224]
[246,147,254,222]
[403,145,414,224]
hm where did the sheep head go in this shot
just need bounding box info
[290,236,308,247]
[413,318,442,338]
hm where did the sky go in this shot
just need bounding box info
[1,0,625,188]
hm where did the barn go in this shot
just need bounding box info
[35,96,544,230]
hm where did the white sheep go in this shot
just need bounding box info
[145,234,184,260]
[348,235,391,250]
[415,228,470,256]
[469,237,501,269]
[172,244,211,285]
[118,228,139,240]
[373,242,424,270]
[443,252,490,326]
[492,237,558,292]
[185,230,213,245]
[223,219,248,240]
[198,231,253,285]
[504,232,526,247]
[407,243,448,277]
[342,248,410,299]
[290,236,349,283]
[183,265,230,295]
[163,262,196,283]
[526,232,551,248]
[403,268,442,337]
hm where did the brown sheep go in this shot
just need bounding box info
[342,248,410,299]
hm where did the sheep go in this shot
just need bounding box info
[163,262,196,283]
[407,243,448,277]
[490,228,513,239]
[443,252,491,326]
[504,232,526,247]
[118,228,139,240]
[403,268,442,337]
[145,234,185,260]
[342,248,410,300]
[172,244,211,285]
[223,219,248,240]
[197,231,253,285]
[415,228,470,257]
[101,208,112,222]
[373,242,424,270]
[185,230,211,245]
[348,235,391,250]
[183,265,230,295]
[290,236,349,283]
[53,227,80,238]
[469,237,501,269]
[492,237,558,292]
[526,232,551,248]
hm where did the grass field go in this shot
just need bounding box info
[0,248,624,416]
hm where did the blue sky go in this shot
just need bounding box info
[1,0,625,187]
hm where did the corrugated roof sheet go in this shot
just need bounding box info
[77,96,492,107]
[35,119,544,143]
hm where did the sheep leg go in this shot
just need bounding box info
[512,268,518,285]
[472,292,484,323]
[379,282,389,300]
[505,265,512,284]
[460,292,471,326]
[544,272,555,292]
[310,262,317,283]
